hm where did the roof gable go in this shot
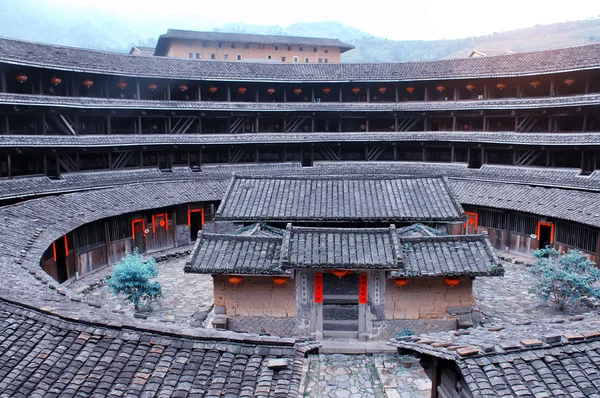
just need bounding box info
[215,175,466,223]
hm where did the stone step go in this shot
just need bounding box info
[320,340,398,354]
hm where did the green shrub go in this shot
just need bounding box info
[107,249,162,310]
[528,247,600,311]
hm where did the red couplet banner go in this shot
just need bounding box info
[359,274,368,304]
[314,273,323,303]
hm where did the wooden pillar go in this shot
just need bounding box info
[74,115,79,135]
[546,150,551,167]
[107,116,111,134]
[138,116,142,134]
[365,118,369,132]
[481,147,485,165]
[7,153,11,178]
[582,114,587,132]
[394,116,398,132]
[483,115,487,132]
[424,86,429,101]
[422,146,426,161]
[338,117,342,132]
[166,83,171,101]
[550,79,555,96]
[0,67,6,93]
[423,117,428,132]
[255,88,259,103]
[584,75,590,94]
[311,117,315,133]
[283,88,287,103]
[366,87,370,103]
[168,116,172,135]
[395,83,399,102]
[450,145,455,162]
[136,80,141,100]
[227,84,231,102]
[453,86,458,101]
[513,149,517,165]
[452,115,456,131]
[42,114,47,135]
[548,116,553,132]
[311,88,315,102]
[339,87,343,102]
[514,116,518,133]
[255,117,259,133]
[198,84,202,101]
[39,75,44,95]
[483,83,488,99]
[393,144,397,161]
[430,359,440,398]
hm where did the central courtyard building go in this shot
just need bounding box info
[186,175,503,339]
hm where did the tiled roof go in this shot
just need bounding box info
[280,225,402,270]
[215,175,466,222]
[396,223,447,237]
[184,233,287,275]
[389,234,503,277]
[2,92,599,112]
[451,179,600,228]
[155,29,355,55]
[3,131,600,149]
[1,36,599,82]
[233,223,286,238]
[392,313,600,397]
[0,299,308,397]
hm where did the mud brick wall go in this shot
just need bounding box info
[213,275,297,317]
[384,277,473,320]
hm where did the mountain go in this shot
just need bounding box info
[0,0,598,62]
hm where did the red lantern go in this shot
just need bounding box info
[238,87,247,94]
[378,87,387,94]
[406,87,415,94]
[208,86,218,93]
[352,87,360,94]
[294,88,302,95]
[15,73,27,83]
[83,79,94,88]
[117,82,127,90]
[359,124,366,130]
[496,83,507,90]
[15,73,28,83]
[148,83,158,91]
[179,84,188,92]
[394,278,409,287]
[228,275,243,285]
[530,80,541,88]
[50,76,61,86]
[444,277,461,287]
[273,277,288,285]
[466,84,475,91]
[267,87,275,95]
[564,78,575,86]
[322,88,331,94]
[436,85,446,92]
[331,270,348,278]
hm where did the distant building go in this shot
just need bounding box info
[469,49,514,57]
[128,45,154,56]
[153,29,355,63]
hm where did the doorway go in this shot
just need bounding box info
[322,272,359,338]
[131,219,146,253]
[537,221,554,249]
[53,239,68,283]
[189,208,204,241]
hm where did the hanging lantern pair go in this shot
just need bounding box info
[406,87,415,94]
[208,86,218,93]
[294,88,302,95]
[15,73,28,83]
[444,277,461,287]
[238,87,247,94]
[267,87,275,95]
[466,84,476,91]
[322,87,331,94]
[50,76,62,86]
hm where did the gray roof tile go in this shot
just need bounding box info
[215,175,466,222]
[1,36,599,82]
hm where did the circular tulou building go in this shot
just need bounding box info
[0,34,600,396]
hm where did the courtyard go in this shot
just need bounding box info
[64,249,597,397]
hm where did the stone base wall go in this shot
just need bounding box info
[213,275,297,317]
[371,319,458,340]
[175,225,190,247]
[228,316,307,337]
[384,277,473,319]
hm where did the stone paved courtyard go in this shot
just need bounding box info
[303,354,430,398]
[67,250,597,397]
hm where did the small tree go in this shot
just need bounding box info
[107,249,162,311]
[528,247,600,311]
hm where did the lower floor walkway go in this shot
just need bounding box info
[302,353,431,398]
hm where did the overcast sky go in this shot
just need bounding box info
[52,0,600,40]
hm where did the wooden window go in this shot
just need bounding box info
[210,54,216,60]
[324,49,329,53]
[305,57,310,63]
[274,44,279,51]
[188,52,193,59]
[287,45,292,51]
[108,215,131,242]
[218,42,222,48]
[478,209,508,230]
[313,47,318,52]
[509,213,537,235]
[555,222,598,252]
[231,43,236,49]
[195,53,200,59]
[267,54,272,60]
[318,58,322,63]
[299,46,303,51]
[223,54,229,60]
[236,54,242,61]
[74,220,106,252]
[244,43,250,49]
[293,56,299,63]
[324,58,328,63]
[281,56,286,62]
